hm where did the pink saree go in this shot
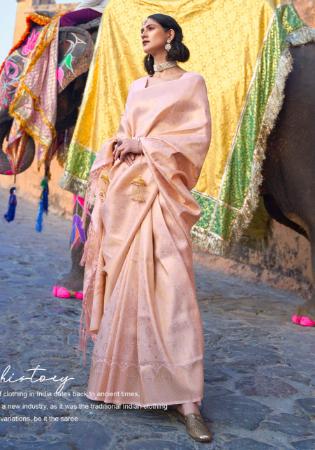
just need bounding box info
[80,71,211,407]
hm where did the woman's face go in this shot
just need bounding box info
[141,18,174,55]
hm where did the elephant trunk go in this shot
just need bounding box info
[0,120,35,175]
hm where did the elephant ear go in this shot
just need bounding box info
[57,27,94,94]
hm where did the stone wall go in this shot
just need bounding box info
[193,223,311,301]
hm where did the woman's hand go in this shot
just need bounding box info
[113,138,143,166]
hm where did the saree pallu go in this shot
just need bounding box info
[80,72,211,406]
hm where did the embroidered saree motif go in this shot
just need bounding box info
[130,175,146,203]
[98,170,110,201]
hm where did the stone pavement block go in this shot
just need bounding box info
[0,442,18,450]
[110,431,211,450]
[204,366,229,384]
[295,399,315,417]
[260,413,315,437]
[204,386,234,399]
[125,439,187,449]
[0,421,11,436]
[235,375,298,397]
[17,443,76,450]
[225,438,276,450]
[55,421,112,449]
[220,343,283,368]
[260,365,311,385]
[202,395,271,431]
[291,439,315,450]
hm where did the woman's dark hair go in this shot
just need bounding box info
[143,14,190,76]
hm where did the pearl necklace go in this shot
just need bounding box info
[153,61,178,72]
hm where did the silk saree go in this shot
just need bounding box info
[80,72,211,406]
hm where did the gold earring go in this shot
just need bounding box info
[165,40,172,51]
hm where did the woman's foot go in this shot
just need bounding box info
[175,401,200,415]
[171,402,212,443]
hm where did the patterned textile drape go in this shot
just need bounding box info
[6,16,60,171]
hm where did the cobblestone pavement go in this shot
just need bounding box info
[0,188,314,450]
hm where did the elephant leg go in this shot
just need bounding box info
[294,228,315,325]
[53,198,90,297]
[55,241,85,294]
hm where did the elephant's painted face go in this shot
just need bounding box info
[0,28,40,111]
[57,31,92,92]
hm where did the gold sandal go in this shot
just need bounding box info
[169,407,212,443]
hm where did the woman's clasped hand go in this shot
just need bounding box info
[112,138,143,166]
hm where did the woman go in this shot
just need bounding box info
[80,13,212,443]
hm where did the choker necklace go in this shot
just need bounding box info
[153,61,178,72]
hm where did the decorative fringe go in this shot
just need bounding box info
[78,167,110,367]
[286,26,315,46]
[80,167,108,235]
[3,187,17,223]
[191,225,231,257]
[70,195,87,249]
[229,47,294,245]
[59,170,88,198]
[35,177,49,232]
